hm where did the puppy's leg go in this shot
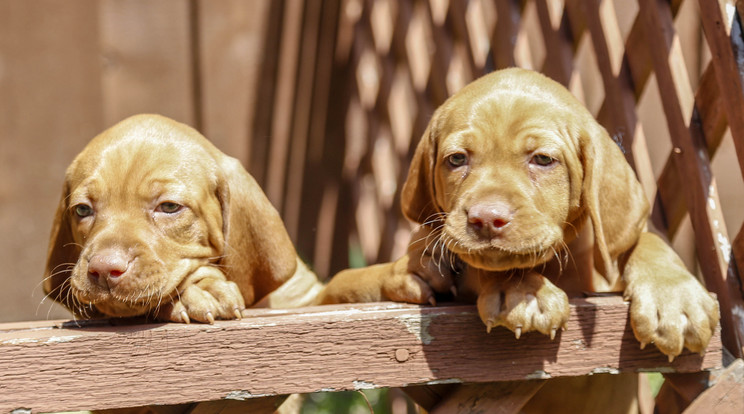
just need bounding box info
[156,267,246,323]
[622,232,719,359]
[319,226,458,305]
[477,271,569,339]
[318,255,437,305]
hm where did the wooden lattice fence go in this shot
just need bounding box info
[273,0,744,358]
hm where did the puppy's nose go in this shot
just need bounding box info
[87,250,129,287]
[467,202,513,238]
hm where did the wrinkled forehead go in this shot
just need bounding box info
[433,86,578,145]
[68,128,219,197]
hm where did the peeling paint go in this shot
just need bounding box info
[637,367,677,374]
[237,321,279,328]
[353,380,377,390]
[422,378,463,385]
[46,335,80,344]
[2,338,39,345]
[299,303,419,319]
[525,370,551,379]
[717,233,731,263]
[2,335,80,345]
[398,314,433,344]
[571,339,587,351]
[707,184,717,210]
[590,367,620,375]
[225,390,273,400]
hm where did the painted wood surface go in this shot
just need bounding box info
[0,297,722,413]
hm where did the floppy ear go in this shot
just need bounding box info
[216,157,298,305]
[401,124,440,225]
[580,121,649,284]
[43,180,84,312]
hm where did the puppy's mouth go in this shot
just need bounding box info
[70,281,176,318]
[442,225,564,271]
[455,246,558,271]
[69,257,195,318]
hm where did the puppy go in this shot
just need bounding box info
[322,68,719,361]
[43,114,323,323]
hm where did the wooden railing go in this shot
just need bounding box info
[0,297,725,413]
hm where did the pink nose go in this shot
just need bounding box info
[87,250,130,287]
[467,201,513,238]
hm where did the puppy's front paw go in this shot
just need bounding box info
[477,272,569,339]
[157,270,245,324]
[625,276,719,359]
[385,226,461,305]
[376,254,438,305]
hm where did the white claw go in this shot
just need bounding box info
[233,308,243,320]
[668,354,675,363]
[515,327,522,340]
[486,321,493,334]
[180,310,190,324]
[550,328,557,340]
[206,311,215,324]
[640,342,647,350]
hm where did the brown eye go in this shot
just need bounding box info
[73,204,94,218]
[447,152,468,168]
[531,154,555,166]
[157,202,183,214]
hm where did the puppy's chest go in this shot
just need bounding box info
[455,241,597,299]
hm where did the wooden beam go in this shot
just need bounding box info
[683,358,744,414]
[430,380,546,414]
[0,297,722,413]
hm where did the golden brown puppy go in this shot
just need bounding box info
[43,114,323,323]
[322,68,719,361]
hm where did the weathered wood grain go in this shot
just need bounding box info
[684,358,744,414]
[0,297,722,413]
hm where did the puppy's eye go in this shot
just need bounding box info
[157,202,183,214]
[531,154,555,166]
[73,204,94,218]
[447,153,468,168]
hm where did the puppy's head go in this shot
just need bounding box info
[402,68,648,282]
[44,114,298,317]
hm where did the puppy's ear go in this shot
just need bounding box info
[580,121,649,283]
[43,180,83,312]
[216,157,299,305]
[401,124,440,225]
